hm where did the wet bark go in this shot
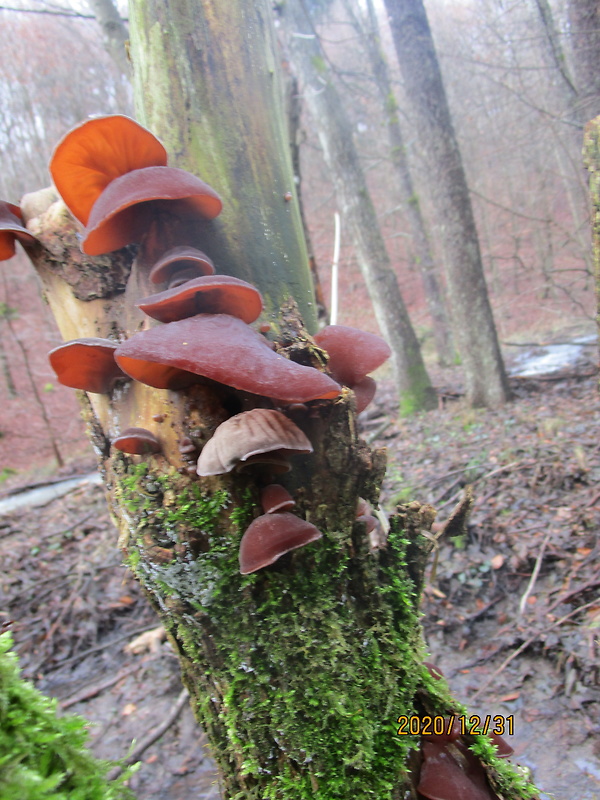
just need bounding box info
[383,0,511,408]
[279,1,437,416]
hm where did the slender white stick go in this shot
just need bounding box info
[519,529,552,615]
[330,212,341,325]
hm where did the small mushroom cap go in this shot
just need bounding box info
[261,484,296,514]
[313,325,391,386]
[0,201,37,260]
[418,741,498,800]
[49,337,127,393]
[353,375,377,413]
[115,314,342,403]
[137,275,263,324]
[239,512,322,574]
[197,409,312,476]
[81,166,223,255]
[149,245,215,285]
[424,662,445,680]
[112,427,161,455]
[50,115,168,225]
[356,513,378,534]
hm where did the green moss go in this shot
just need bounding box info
[0,633,136,800]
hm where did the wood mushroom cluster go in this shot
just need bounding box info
[6,114,392,575]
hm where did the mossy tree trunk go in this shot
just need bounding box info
[20,1,538,797]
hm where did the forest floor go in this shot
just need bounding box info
[1,337,599,800]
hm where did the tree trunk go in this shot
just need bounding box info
[383,0,511,408]
[583,116,600,344]
[87,0,132,77]
[18,1,539,797]
[344,0,456,367]
[279,0,437,416]
[567,0,600,122]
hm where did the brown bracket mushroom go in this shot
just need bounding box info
[260,484,296,514]
[112,427,161,455]
[48,337,127,394]
[238,512,322,575]
[149,245,216,287]
[0,201,38,260]
[137,275,263,324]
[114,314,342,403]
[417,740,501,800]
[196,409,312,476]
[81,166,223,255]
[314,324,391,412]
[49,114,168,226]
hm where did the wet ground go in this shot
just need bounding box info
[1,348,599,799]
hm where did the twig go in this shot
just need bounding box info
[44,623,159,673]
[61,662,146,709]
[469,598,598,702]
[519,530,552,615]
[107,688,191,780]
[330,212,340,325]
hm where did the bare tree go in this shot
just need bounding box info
[278,0,437,415]
[383,0,511,408]
[567,0,600,121]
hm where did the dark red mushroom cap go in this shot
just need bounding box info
[112,427,161,455]
[137,275,263,324]
[50,115,168,226]
[114,314,342,403]
[0,201,37,260]
[261,484,296,514]
[422,716,462,744]
[81,166,223,255]
[313,325,391,386]
[418,741,499,800]
[196,409,312,476]
[149,245,215,286]
[239,512,322,574]
[424,662,445,680]
[353,375,377,413]
[49,337,127,393]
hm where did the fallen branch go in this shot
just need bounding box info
[106,688,191,780]
[519,529,552,615]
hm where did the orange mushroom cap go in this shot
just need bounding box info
[149,245,215,286]
[313,325,391,386]
[137,275,263,324]
[50,115,168,226]
[81,166,223,255]
[114,314,342,403]
[112,427,161,455]
[0,201,37,260]
[239,512,322,574]
[48,337,127,393]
